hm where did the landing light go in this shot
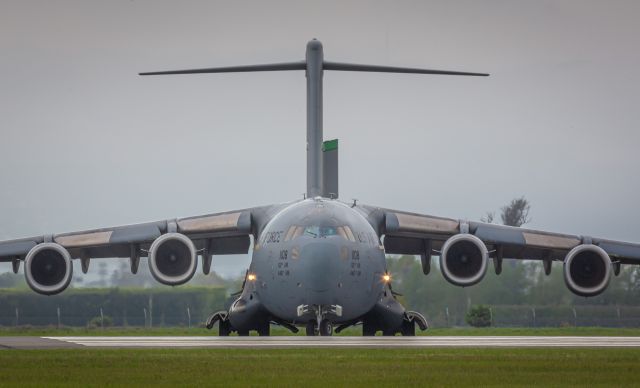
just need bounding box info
[247,273,257,281]
[382,274,391,283]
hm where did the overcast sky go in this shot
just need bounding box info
[1,0,639,278]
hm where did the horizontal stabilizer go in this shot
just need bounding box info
[323,61,488,76]
[141,61,487,77]
[139,61,306,76]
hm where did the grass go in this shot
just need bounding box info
[2,326,639,386]
[0,348,638,387]
[1,325,640,337]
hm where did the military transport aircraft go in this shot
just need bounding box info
[2,40,639,336]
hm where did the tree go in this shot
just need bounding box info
[480,212,495,224]
[500,196,531,227]
[465,305,492,327]
[477,196,534,307]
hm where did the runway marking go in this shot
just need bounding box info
[43,336,640,348]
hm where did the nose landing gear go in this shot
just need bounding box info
[298,304,341,336]
[305,318,333,336]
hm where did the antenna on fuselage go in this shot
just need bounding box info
[140,39,489,199]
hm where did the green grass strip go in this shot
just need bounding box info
[0,348,639,387]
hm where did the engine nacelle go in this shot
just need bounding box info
[24,243,73,295]
[563,244,612,297]
[440,234,488,287]
[148,233,197,286]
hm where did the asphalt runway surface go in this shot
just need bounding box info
[2,336,640,349]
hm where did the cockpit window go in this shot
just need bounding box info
[342,226,356,242]
[284,226,304,242]
[283,225,356,241]
[303,226,319,238]
[303,225,337,238]
[337,226,357,242]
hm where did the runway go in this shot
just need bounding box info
[2,336,640,349]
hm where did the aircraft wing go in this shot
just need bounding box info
[361,205,640,266]
[0,204,282,270]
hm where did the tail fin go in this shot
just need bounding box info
[140,40,488,198]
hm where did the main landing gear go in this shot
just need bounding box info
[361,310,428,336]
[213,319,269,336]
[305,319,333,336]
[206,310,298,336]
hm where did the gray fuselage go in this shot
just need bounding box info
[248,198,387,323]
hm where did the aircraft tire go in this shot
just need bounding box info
[362,321,376,336]
[219,321,231,337]
[258,324,270,336]
[319,319,333,336]
[305,321,317,336]
[401,320,415,336]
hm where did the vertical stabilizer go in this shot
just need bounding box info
[139,40,487,200]
[322,139,338,199]
[305,40,324,198]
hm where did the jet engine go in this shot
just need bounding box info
[563,245,612,297]
[24,243,73,295]
[440,234,488,287]
[148,233,197,285]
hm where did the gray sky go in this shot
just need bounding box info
[1,0,639,278]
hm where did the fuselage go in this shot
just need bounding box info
[248,198,387,323]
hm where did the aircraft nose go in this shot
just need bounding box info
[300,242,340,292]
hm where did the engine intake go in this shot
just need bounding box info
[24,243,73,295]
[148,233,197,285]
[440,234,488,287]
[563,244,611,297]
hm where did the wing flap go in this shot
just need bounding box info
[522,232,580,249]
[177,211,251,234]
[55,231,113,248]
[53,221,165,249]
[386,212,459,235]
[473,222,581,250]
